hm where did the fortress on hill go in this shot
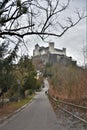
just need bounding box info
[32,42,76,69]
[33,42,66,56]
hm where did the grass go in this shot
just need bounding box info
[0,94,34,118]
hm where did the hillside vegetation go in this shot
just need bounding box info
[46,63,87,104]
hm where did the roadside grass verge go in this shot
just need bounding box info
[0,94,34,118]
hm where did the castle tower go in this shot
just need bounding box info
[63,48,66,55]
[33,44,40,56]
[49,42,54,52]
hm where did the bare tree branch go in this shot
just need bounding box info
[5,24,35,32]
[0,0,86,42]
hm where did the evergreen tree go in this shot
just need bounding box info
[0,42,19,97]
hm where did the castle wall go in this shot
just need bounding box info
[49,50,66,55]
[40,50,47,55]
[32,43,76,69]
[33,43,66,57]
[32,53,76,71]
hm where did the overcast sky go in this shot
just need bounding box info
[19,0,86,66]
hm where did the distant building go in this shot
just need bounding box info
[32,42,76,70]
[33,42,66,56]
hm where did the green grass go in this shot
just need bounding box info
[0,94,35,117]
[11,94,34,109]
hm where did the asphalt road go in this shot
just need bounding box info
[0,80,62,130]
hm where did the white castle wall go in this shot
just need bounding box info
[33,43,66,56]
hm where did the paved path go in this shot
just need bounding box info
[0,81,62,130]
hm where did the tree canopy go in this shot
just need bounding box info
[0,42,18,96]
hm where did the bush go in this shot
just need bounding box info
[24,89,34,97]
[9,96,18,102]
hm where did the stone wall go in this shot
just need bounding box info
[32,53,76,70]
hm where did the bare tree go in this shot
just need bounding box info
[0,0,86,40]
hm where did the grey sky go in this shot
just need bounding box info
[21,0,86,66]
[29,0,87,65]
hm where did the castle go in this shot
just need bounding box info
[33,42,66,56]
[32,42,76,70]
